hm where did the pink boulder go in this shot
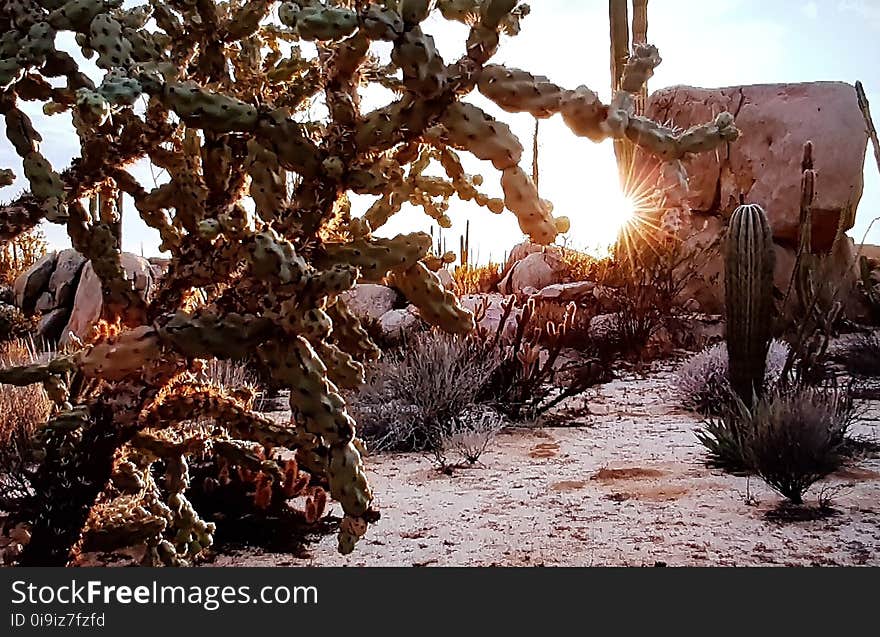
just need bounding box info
[645,82,868,251]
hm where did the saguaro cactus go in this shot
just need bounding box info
[725,204,776,406]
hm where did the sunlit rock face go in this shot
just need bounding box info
[646,82,868,252]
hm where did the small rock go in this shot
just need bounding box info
[378,308,421,344]
[536,281,596,302]
[340,284,398,321]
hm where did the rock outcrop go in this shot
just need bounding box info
[646,82,868,251]
[13,251,57,315]
[11,251,155,343]
[62,253,155,344]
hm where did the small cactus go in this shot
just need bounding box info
[725,204,776,406]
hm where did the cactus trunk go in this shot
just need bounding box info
[725,204,775,406]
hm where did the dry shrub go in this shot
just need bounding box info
[0,303,37,344]
[0,229,47,286]
[447,408,505,466]
[200,358,257,392]
[593,216,722,360]
[698,383,854,503]
[0,339,51,508]
[476,298,612,421]
[531,299,594,348]
[350,331,500,453]
[558,247,599,282]
[836,332,880,377]
[674,340,790,416]
[745,385,854,504]
[452,262,501,295]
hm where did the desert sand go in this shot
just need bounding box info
[214,365,880,567]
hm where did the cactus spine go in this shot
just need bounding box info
[725,204,775,406]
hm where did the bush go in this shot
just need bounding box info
[675,340,790,416]
[698,383,854,503]
[0,339,52,509]
[476,298,612,421]
[447,408,505,466]
[0,303,37,344]
[0,229,47,287]
[350,331,500,453]
[453,263,501,295]
[836,332,880,377]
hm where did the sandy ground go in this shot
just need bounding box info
[215,366,880,567]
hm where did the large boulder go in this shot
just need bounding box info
[47,248,86,310]
[646,82,868,251]
[61,253,154,344]
[13,251,57,315]
[498,251,566,295]
[677,224,864,318]
[676,215,726,314]
[339,284,398,321]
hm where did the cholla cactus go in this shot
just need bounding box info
[0,0,737,565]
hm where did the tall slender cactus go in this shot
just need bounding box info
[610,0,650,189]
[631,0,649,116]
[725,204,776,406]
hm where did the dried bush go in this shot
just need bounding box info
[447,408,505,465]
[0,340,52,509]
[0,229,47,286]
[476,297,612,421]
[675,340,791,416]
[596,209,723,360]
[350,331,499,453]
[745,385,853,503]
[836,332,880,377]
[697,383,855,498]
[0,303,37,344]
[453,263,502,295]
[558,247,599,283]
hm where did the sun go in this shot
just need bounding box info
[607,190,638,227]
[572,183,640,256]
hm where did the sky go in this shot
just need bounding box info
[1,0,878,263]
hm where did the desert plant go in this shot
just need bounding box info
[448,408,505,465]
[837,331,880,377]
[453,262,502,295]
[0,302,37,343]
[558,246,599,283]
[0,228,47,286]
[697,382,854,494]
[0,0,736,565]
[478,297,612,421]
[743,385,854,504]
[593,203,723,360]
[725,203,775,406]
[0,340,52,510]
[351,330,500,453]
[779,142,852,386]
[675,340,790,416]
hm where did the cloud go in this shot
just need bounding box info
[803,2,819,19]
